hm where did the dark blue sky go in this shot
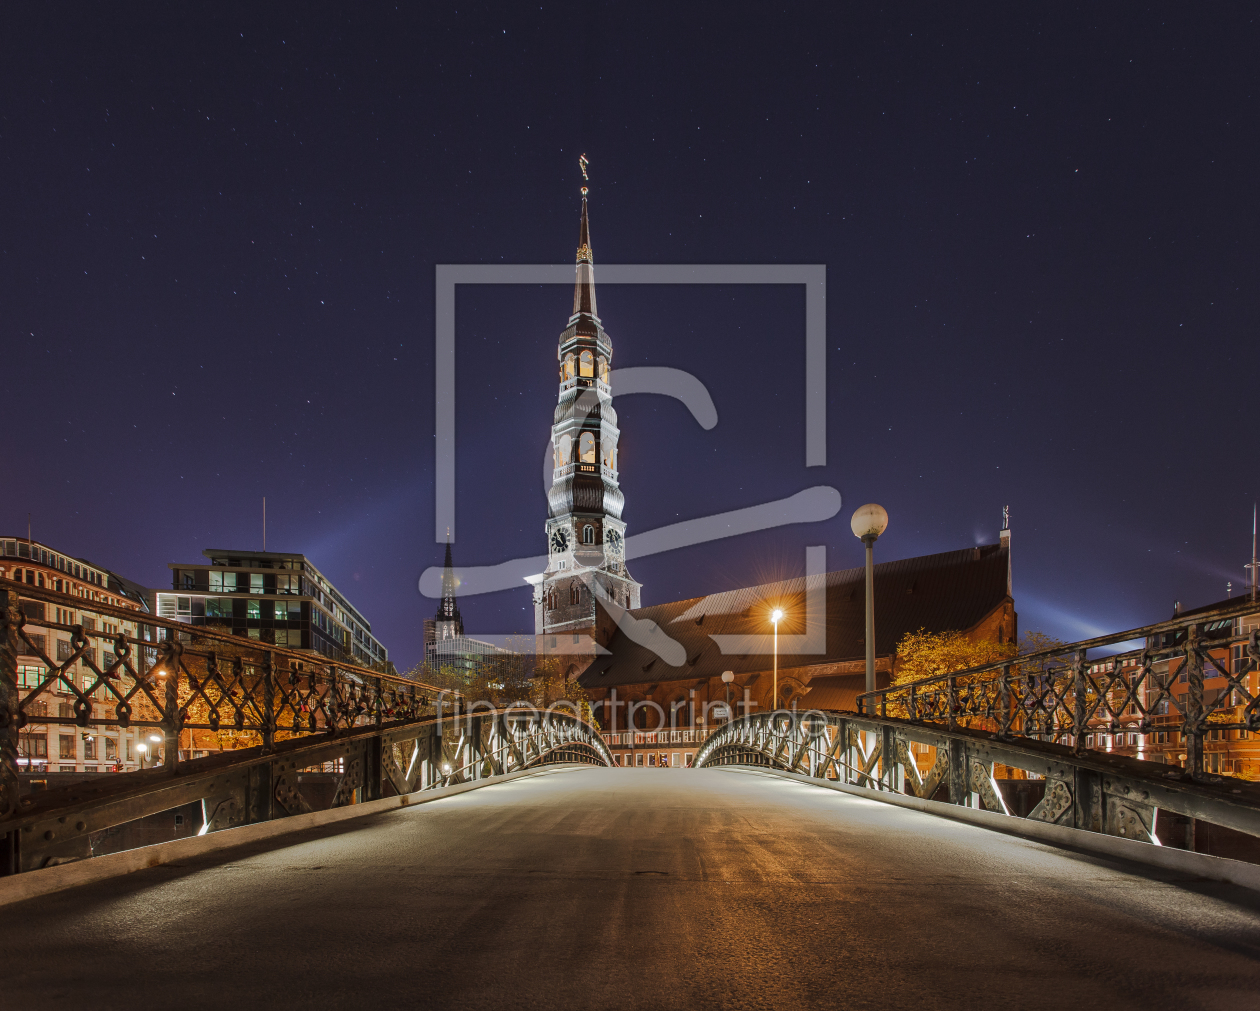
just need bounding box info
[3,5,1257,669]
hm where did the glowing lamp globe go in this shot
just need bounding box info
[850,503,889,541]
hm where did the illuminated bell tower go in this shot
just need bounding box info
[534,183,641,638]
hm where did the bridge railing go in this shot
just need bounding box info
[693,707,1260,852]
[0,582,611,874]
[855,598,1260,777]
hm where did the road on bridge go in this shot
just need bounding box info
[5,767,1259,1010]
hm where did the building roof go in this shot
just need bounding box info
[579,543,1012,690]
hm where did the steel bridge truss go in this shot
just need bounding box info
[858,599,1260,776]
[695,708,1260,850]
[0,584,610,874]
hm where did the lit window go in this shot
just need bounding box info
[579,350,594,377]
[557,433,572,466]
[247,600,261,619]
[562,354,575,381]
[579,432,596,463]
[598,356,609,383]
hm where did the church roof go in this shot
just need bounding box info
[579,543,1012,690]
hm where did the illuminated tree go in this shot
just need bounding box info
[893,628,1016,687]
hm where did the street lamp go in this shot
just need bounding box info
[851,503,889,703]
[770,609,784,711]
[721,670,735,720]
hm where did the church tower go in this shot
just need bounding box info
[534,186,641,639]
[433,540,464,641]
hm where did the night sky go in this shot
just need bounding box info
[3,6,1257,670]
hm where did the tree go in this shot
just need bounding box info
[893,628,1016,687]
[1016,630,1070,672]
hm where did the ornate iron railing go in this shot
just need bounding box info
[854,599,1260,777]
[694,708,1260,849]
[0,582,611,874]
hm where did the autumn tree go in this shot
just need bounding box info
[892,628,1016,687]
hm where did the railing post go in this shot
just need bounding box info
[998,662,1012,737]
[1184,623,1204,777]
[1072,649,1087,755]
[261,650,275,754]
[947,738,968,806]
[908,684,917,722]
[0,587,22,873]
[165,637,182,774]
[157,635,183,775]
[365,678,384,802]
[836,718,848,784]
[947,676,958,732]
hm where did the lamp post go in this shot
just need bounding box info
[721,670,734,721]
[770,609,784,711]
[851,503,889,703]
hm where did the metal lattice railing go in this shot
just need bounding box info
[0,581,611,874]
[0,579,440,771]
[694,708,1260,850]
[855,599,1260,777]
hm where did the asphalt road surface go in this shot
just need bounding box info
[5,766,1260,1010]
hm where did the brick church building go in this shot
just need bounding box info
[579,539,1015,766]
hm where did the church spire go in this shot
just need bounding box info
[434,537,464,640]
[535,159,641,642]
[572,186,598,320]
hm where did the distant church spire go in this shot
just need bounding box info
[434,537,464,640]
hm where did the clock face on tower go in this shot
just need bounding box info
[550,528,569,553]
[607,529,623,555]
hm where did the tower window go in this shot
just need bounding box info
[557,433,572,467]
[583,525,595,545]
[569,584,580,605]
[598,356,609,383]
[579,432,596,463]
[579,350,594,377]
[562,354,575,381]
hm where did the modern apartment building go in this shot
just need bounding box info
[157,548,388,667]
[1,537,155,775]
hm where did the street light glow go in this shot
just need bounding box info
[771,608,783,623]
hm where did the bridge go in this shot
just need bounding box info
[2,584,1260,1006]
